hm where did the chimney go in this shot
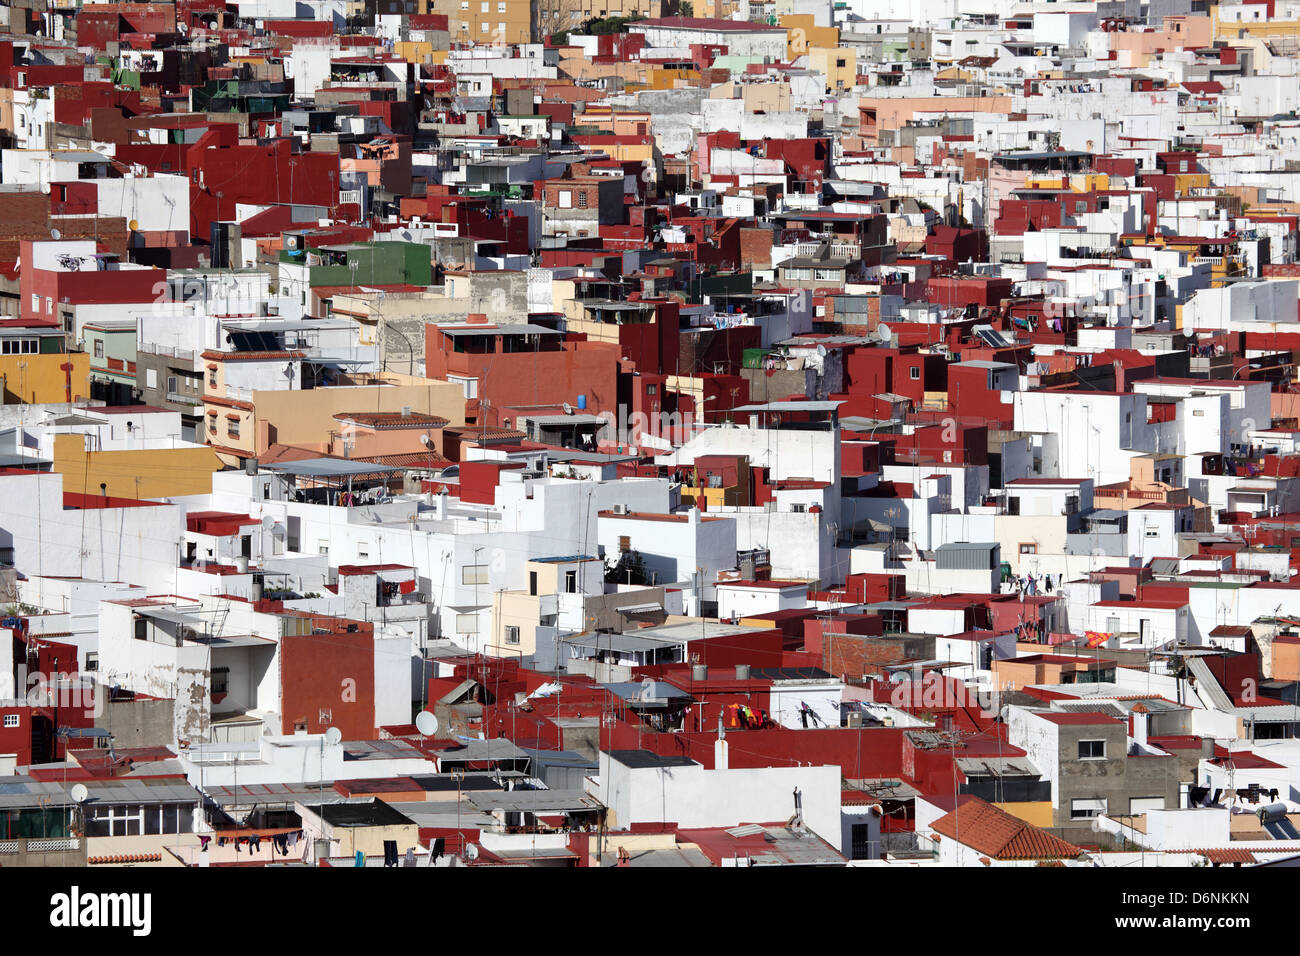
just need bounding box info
[714,716,728,770]
[1131,703,1149,748]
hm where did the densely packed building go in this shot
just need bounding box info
[0,0,1298,870]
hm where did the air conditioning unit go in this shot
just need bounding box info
[612,504,629,515]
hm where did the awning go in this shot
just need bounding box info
[262,458,402,478]
[616,603,664,616]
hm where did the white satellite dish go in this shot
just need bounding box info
[877,323,893,346]
[261,516,275,531]
[49,227,61,240]
[562,402,574,415]
[70,783,89,804]
[324,726,342,745]
[415,711,439,737]
[420,434,433,447]
[41,182,51,195]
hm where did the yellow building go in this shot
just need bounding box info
[430,0,532,45]
[0,352,90,405]
[51,434,224,499]
[782,15,838,58]
[996,802,1054,828]
[807,44,857,93]
[394,40,441,67]
[1025,172,1112,193]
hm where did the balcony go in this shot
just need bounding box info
[0,837,85,867]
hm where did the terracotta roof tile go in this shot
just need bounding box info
[931,797,1083,861]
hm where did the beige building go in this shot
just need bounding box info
[491,556,671,670]
[297,799,421,862]
[204,374,465,466]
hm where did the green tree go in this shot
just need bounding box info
[605,550,649,585]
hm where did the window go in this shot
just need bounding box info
[85,653,98,672]
[1019,543,1036,555]
[211,667,230,695]
[86,805,145,837]
[481,0,488,8]
[165,374,177,394]
[1075,201,1087,214]
[577,191,588,209]
[505,625,520,645]
[94,339,104,359]
[462,564,490,585]
[227,418,240,437]
[529,571,538,595]
[134,616,148,640]
[1078,739,1106,760]
[565,569,577,593]
[208,367,218,387]
[909,367,920,379]
[646,384,656,395]
[1070,798,1107,819]
[498,1,506,9]
[481,22,489,31]
[3,714,18,728]
[207,412,217,433]
[318,541,329,556]
[558,190,573,209]
[357,542,369,559]
[456,612,479,634]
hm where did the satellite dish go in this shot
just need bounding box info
[41,182,51,195]
[70,783,89,804]
[562,402,574,415]
[49,228,61,240]
[877,323,893,346]
[128,219,139,232]
[324,726,342,745]
[415,711,439,737]
[261,516,275,530]
[420,434,433,447]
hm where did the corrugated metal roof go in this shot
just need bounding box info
[934,541,998,570]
